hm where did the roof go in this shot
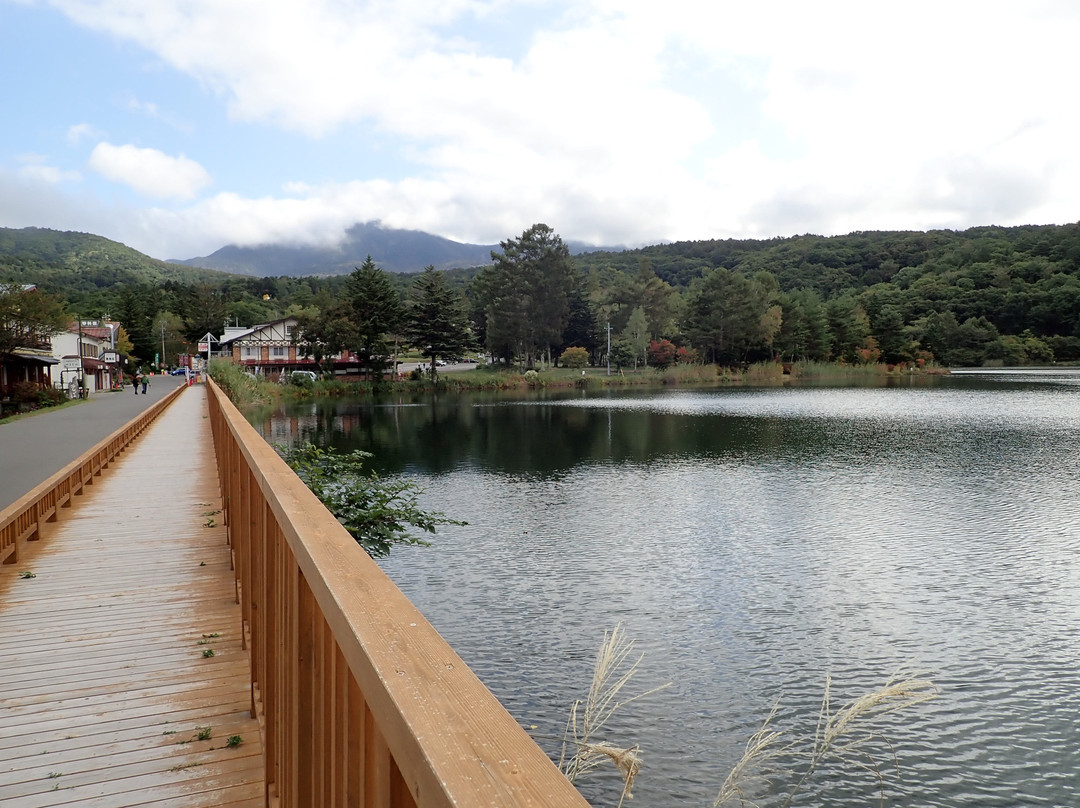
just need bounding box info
[11,347,60,365]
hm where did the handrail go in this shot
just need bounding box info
[206,378,591,808]
[0,384,187,565]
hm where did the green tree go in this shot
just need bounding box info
[152,310,188,368]
[293,302,354,374]
[623,306,650,369]
[951,316,1001,367]
[405,266,472,375]
[915,310,959,364]
[777,290,831,362]
[476,224,576,367]
[684,268,782,364]
[180,283,229,345]
[0,282,69,358]
[871,305,910,364]
[346,256,405,379]
[825,296,872,364]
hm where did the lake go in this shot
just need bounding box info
[250,370,1080,807]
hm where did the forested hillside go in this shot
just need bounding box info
[5,222,1080,368]
[574,223,1080,364]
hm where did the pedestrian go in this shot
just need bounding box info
[133,373,140,394]
[141,374,149,395]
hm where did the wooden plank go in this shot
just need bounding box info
[0,385,263,808]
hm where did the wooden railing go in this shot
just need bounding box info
[0,383,186,565]
[206,379,591,808]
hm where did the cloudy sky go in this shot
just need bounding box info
[2,0,1078,260]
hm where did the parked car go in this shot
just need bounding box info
[170,367,189,375]
[283,370,318,383]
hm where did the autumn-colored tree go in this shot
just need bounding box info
[647,339,678,369]
[559,346,589,368]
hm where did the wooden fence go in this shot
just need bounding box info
[0,383,185,565]
[206,379,591,808]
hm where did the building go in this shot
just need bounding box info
[50,320,120,394]
[217,317,371,378]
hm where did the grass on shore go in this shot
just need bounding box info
[210,358,943,411]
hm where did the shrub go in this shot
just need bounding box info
[282,444,465,557]
[559,346,589,369]
[11,381,41,404]
[38,386,67,406]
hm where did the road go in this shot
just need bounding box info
[0,375,188,511]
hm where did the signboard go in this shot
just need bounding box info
[62,358,81,372]
[102,352,118,363]
[198,342,209,353]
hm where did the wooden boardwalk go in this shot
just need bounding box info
[0,385,264,807]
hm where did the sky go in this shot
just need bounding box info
[2,0,1079,261]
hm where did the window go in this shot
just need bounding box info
[272,346,286,357]
[243,346,258,358]
[285,324,294,336]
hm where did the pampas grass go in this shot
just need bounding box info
[714,666,939,808]
[559,623,670,807]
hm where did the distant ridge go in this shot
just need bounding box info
[170,221,499,277]
[0,226,231,289]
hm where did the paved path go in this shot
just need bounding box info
[0,383,264,806]
[0,375,188,511]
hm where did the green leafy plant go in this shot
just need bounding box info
[202,648,215,658]
[282,445,465,558]
[19,571,36,579]
[196,727,212,741]
[226,735,244,748]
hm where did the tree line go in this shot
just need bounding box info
[5,221,1080,369]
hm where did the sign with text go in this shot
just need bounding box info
[102,352,118,363]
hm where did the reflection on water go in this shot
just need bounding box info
[251,374,1080,808]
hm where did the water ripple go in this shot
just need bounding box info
[354,381,1080,807]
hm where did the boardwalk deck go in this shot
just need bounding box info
[0,385,264,807]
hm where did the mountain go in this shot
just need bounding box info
[0,227,231,291]
[171,221,500,277]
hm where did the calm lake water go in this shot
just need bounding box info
[250,371,1080,808]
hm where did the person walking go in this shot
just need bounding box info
[141,374,149,395]
[133,373,140,394]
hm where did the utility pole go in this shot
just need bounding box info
[77,317,85,395]
[606,321,611,376]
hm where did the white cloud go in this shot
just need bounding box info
[16,154,81,185]
[10,1,1080,258]
[67,123,104,145]
[88,143,212,200]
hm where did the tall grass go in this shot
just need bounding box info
[559,625,938,808]
[714,666,939,808]
[208,359,278,408]
[559,624,670,807]
[660,364,723,385]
